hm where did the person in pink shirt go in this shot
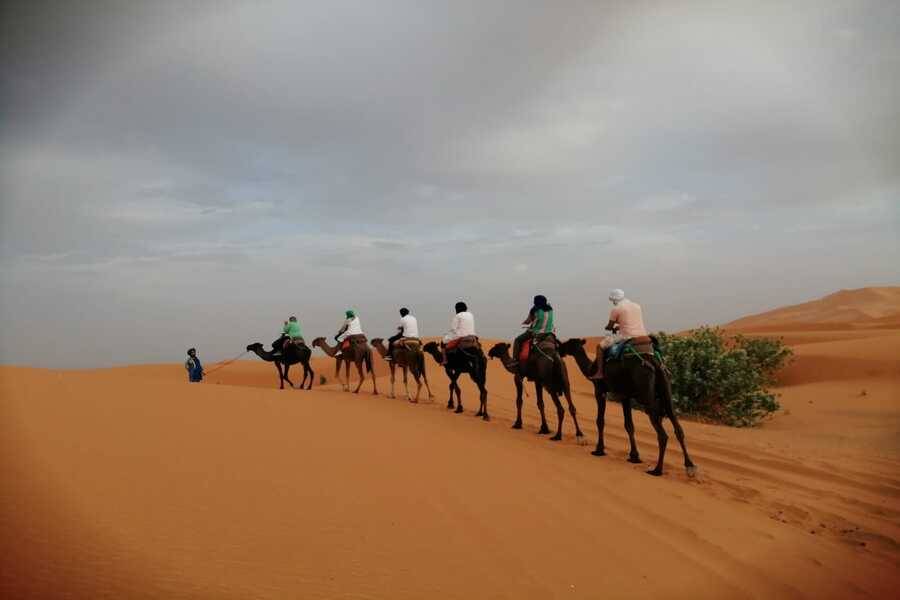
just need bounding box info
[607,289,648,338]
[590,289,648,379]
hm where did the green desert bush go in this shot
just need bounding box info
[656,327,792,427]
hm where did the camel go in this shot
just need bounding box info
[422,341,489,420]
[312,337,378,395]
[370,338,434,403]
[246,336,314,390]
[487,340,584,443]
[558,338,696,477]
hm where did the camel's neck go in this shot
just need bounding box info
[251,348,277,361]
[424,347,443,364]
[495,350,517,373]
[569,346,595,378]
[316,341,340,357]
[371,342,388,358]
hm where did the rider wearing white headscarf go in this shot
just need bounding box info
[590,289,649,379]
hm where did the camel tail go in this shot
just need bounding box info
[364,351,373,374]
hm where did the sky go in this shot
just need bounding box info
[1,0,898,368]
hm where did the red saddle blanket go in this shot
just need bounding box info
[519,336,557,363]
[519,339,532,363]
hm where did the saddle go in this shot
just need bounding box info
[604,335,659,362]
[520,333,558,364]
[446,335,480,354]
[397,337,422,350]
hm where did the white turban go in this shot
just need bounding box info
[609,289,625,304]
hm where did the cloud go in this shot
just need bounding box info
[1,0,899,367]
[635,193,697,212]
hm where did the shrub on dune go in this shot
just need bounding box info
[656,327,792,427]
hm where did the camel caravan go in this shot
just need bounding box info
[243,291,695,477]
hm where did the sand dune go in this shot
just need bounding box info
[3,289,900,598]
[726,286,900,331]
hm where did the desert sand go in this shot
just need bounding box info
[2,288,899,599]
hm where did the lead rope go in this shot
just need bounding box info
[204,350,251,376]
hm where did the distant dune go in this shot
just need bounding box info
[725,286,900,331]
[2,290,899,599]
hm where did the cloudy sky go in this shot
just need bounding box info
[2,0,898,368]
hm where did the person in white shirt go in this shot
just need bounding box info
[386,307,419,360]
[442,301,476,363]
[335,309,365,346]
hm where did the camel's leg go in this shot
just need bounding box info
[353,359,365,394]
[275,362,285,389]
[453,378,464,413]
[535,384,550,434]
[334,359,343,389]
[346,360,353,392]
[343,360,351,392]
[592,384,607,457]
[388,363,396,398]
[512,376,524,429]
[473,364,484,417]
[659,371,696,476]
[471,367,488,421]
[305,362,314,390]
[622,398,641,463]
[421,360,435,400]
[368,353,379,395]
[646,407,669,476]
[548,389,565,441]
[668,409,695,476]
[404,367,416,403]
[642,370,668,475]
[337,359,348,391]
[446,378,455,410]
[561,383,585,442]
[299,362,308,389]
[411,369,422,403]
[283,363,295,389]
[474,386,484,417]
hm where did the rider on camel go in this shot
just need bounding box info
[507,294,555,369]
[335,310,365,351]
[441,301,476,364]
[386,307,419,361]
[590,289,648,379]
[281,315,304,347]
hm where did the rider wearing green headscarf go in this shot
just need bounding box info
[335,309,364,342]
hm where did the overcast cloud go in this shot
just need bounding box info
[2,0,898,367]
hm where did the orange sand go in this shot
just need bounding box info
[2,288,899,598]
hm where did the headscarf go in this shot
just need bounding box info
[454,301,468,313]
[609,289,625,305]
[345,309,356,319]
[532,294,552,311]
[399,307,410,317]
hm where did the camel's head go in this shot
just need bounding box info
[487,342,510,360]
[246,342,263,352]
[370,338,384,346]
[422,341,440,354]
[311,337,326,347]
[557,338,586,357]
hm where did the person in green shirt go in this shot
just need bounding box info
[282,315,304,346]
[509,294,555,369]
